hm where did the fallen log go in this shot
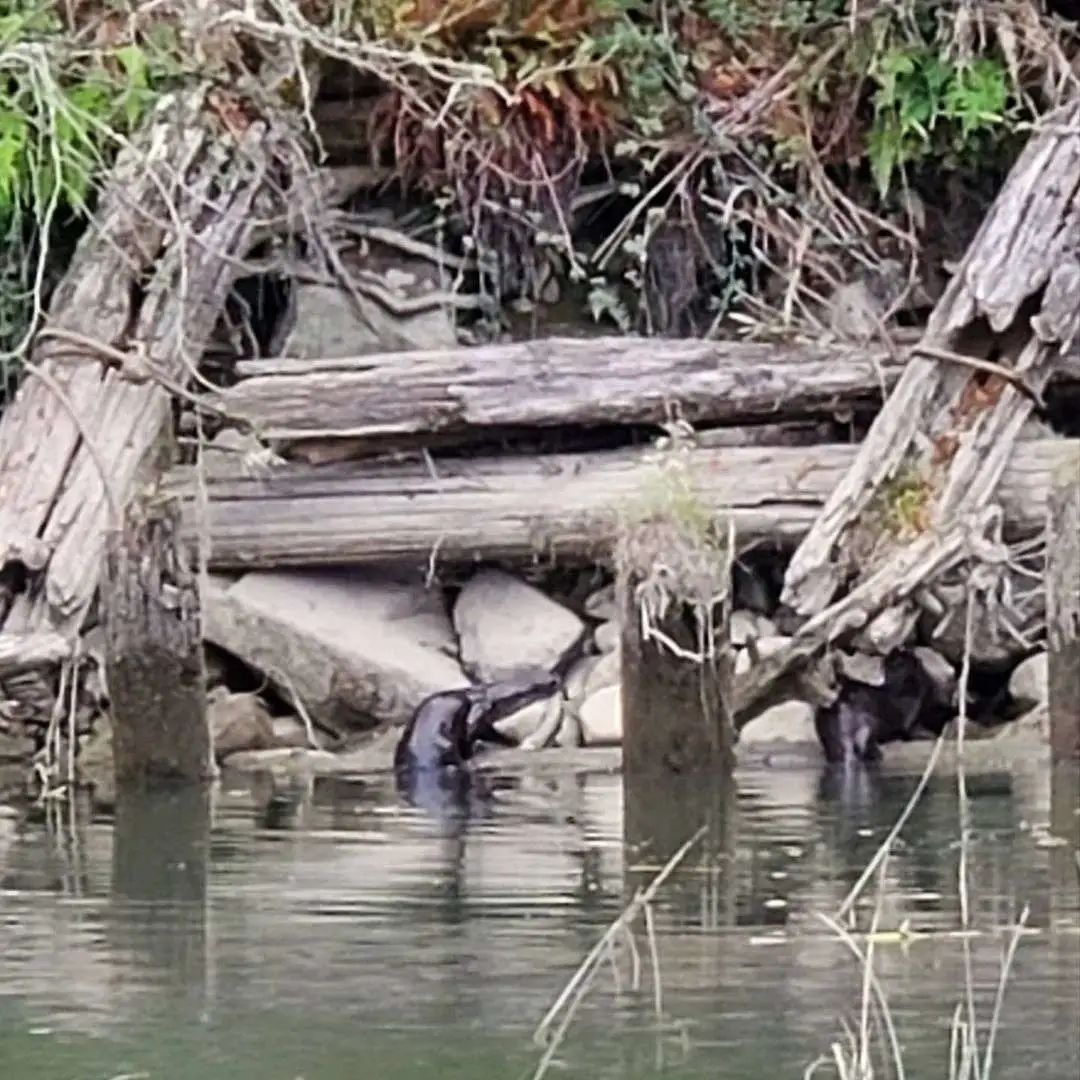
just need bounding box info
[212,334,1080,449]
[0,631,71,677]
[0,89,290,640]
[165,439,1069,570]
[782,100,1080,617]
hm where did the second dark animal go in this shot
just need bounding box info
[815,650,943,765]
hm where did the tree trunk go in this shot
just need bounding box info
[166,439,1067,570]
[782,101,1080,617]
[102,497,211,786]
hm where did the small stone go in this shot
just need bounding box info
[520,695,565,751]
[494,693,561,747]
[209,690,276,761]
[739,701,817,746]
[454,569,585,681]
[584,583,617,622]
[912,646,957,706]
[594,621,619,654]
[579,685,622,746]
[731,610,776,646]
[1009,653,1049,711]
[838,650,885,686]
[582,649,620,699]
[734,636,791,675]
[270,715,317,749]
[561,656,598,707]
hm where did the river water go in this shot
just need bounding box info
[1,753,1078,1080]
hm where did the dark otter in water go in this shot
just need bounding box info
[394,672,561,780]
[815,650,939,764]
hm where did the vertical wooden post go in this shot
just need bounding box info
[112,784,211,994]
[1047,447,1080,764]
[617,519,735,777]
[102,496,212,785]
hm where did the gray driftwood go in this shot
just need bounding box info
[166,440,1065,570]
[0,631,71,677]
[102,498,212,785]
[0,89,284,642]
[1047,445,1080,763]
[782,100,1080,617]
[215,335,1080,449]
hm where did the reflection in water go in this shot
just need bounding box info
[0,756,1077,1080]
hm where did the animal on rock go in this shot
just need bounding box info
[814,649,940,765]
[394,672,560,782]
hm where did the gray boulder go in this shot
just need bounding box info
[739,701,818,746]
[454,569,584,681]
[1009,653,1049,711]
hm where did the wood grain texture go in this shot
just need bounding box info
[782,100,1080,615]
[0,90,284,637]
[214,335,1080,447]
[165,439,1068,570]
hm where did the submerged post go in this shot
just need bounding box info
[102,494,212,785]
[615,451,735,777]
[1046,446,1080,764]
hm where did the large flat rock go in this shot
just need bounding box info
[204,568,468,733]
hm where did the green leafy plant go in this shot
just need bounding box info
[867,45,1011,198]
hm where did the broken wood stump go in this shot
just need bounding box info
[782,100,1080,623]
[1047,445,1080,763]
[615,469,736,778]
[166,439,1066,571]
[0,88,289,642]
[102,498,211,785]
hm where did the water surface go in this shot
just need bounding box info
[1,755,1077,1080]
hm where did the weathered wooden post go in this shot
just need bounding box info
[102,495,213,785]
[615,447,736,777]
[1046,446,1080,764]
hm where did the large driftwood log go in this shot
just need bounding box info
[213,335,1080,448]
[0,632,71,677]
[0,89,285,640]
[102,498,212,785]
[782,101,1080,617]
[1047,446,1080,763]
[165,440,1068,570]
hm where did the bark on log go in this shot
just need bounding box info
[1047,445,1080,763]
[212,335,1080,448]
[0,88,285,639]
[617,521,735,776]
[782,101,1080,617]
[165,440,1067,570]
[103,498,212,785]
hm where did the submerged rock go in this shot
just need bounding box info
[454,569,584,681]
[579,684,622,746]
[739,701,817,746]
[1009,652,1049,711]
